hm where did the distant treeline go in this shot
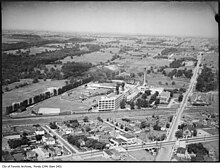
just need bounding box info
[3,36,96,51]
[2,44,100,85]
[11,34,41,39]
[2,40,59,51]
[5,76,94,115]
[65,37,95,43]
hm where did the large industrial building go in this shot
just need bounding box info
[98,83,138,112]
[98,93,123,112]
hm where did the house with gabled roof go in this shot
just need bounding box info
[183,125,196,138]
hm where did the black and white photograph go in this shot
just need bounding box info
[1,1,219,163]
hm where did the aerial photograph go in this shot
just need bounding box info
[1,1,219,162]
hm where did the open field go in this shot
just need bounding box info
[145,73,190,89]
[32,96,90,113]
[2,79,33,91]
[60,51,114,65]
[201,52,219,70]
[2,79,67,115]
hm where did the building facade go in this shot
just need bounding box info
[98,94,123,112]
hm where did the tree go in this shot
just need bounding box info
[141,93,148,99]
[155,98,160,105]
[160,134,166,141]
[120,99,126,109]
[158,81,162,85]
[97,116,103,122]
[175,130,183,139]
[169,115,173,122]
[36,135,43,141]
[120,125,124,129]
[136,98,142,109]
[83,116,89,122]
[178,94,183,102]
[166,123,170,128]
[33,78,39,83]
[49,122,58,129]
[145,90,151,96]
[130,101,135,109]
[171,81,175,85]
[124,127,129,131]
[5,87,10,92]
[85,126,91,132]
[140,121,149,129]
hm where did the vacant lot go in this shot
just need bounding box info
[2,79,66,115]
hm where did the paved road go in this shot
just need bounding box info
[47,135,219,161]
[44,125,79,154]
[126,135,219,152]
[156,53,203,161]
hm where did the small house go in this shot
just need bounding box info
[159,91,171,104]
[183,126,195,138]
[42,136,56,145]
[118,133,137,144]
[26,151,37,160]
[54,147,62,156]
[35,128,45,135]
[41,148,50,158]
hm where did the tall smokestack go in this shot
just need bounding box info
[144,67,147,86]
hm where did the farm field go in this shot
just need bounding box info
[2,79,67,115]
[60,51,114,65]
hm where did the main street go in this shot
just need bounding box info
[156,53,203,161]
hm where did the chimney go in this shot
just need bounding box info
[144,67,147,86]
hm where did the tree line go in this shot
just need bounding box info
[2,43,100,85]
[196,65,218,92]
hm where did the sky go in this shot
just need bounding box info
[2,1,219,38]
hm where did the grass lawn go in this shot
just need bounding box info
[32,96,90,113]
[129,149,154,161]
[2,79,67,115]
